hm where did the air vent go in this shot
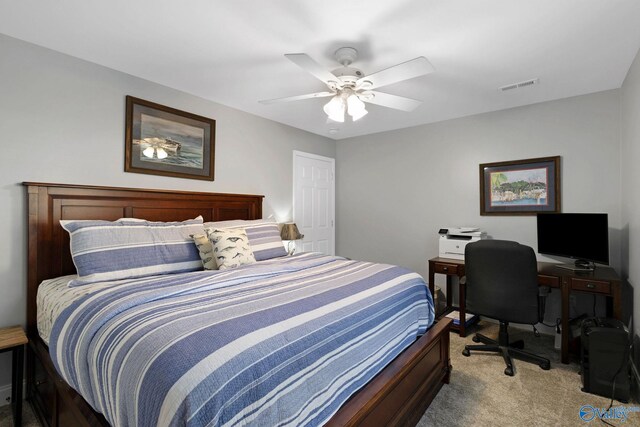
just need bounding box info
[499,78,539,92]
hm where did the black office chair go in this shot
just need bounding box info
[461,240,551,376]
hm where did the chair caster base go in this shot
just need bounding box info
[472,335,480,343]
[540,361,551,370]
[510,339,525,349]
[504,367,514,376]
[462,348,470,357]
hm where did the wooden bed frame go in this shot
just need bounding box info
[25,182,452,427]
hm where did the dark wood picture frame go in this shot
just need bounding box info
[479,156,560,215]
[125,96,216,181]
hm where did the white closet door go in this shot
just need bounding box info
[293,151,335,255]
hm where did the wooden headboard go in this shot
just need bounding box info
[25,182,263,337]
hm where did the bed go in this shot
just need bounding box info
[25,182,452,427]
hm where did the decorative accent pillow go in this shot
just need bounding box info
[191,233,217,270]
[207,228,256,270]
[203,219,287,261]
[60,216,205,286]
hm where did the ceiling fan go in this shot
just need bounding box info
[259,47,434,123]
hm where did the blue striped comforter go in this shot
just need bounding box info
[50,253,434,427]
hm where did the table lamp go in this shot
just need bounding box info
[280,222,304,255]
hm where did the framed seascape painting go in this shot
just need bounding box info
[125,96,216,180]
[479,156,560,215]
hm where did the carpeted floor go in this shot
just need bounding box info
[0,322,634,426]
[0,402,39,427]
[419,321,634,427]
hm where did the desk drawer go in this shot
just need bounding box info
[434,262,460,275]
[570,278,610,294]
[538,274,560,287]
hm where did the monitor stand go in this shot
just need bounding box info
[556,259,595,272]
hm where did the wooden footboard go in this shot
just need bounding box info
[327,318,452,427]
[28,319,451,427]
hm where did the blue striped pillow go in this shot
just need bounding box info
[203,219,287,261]
[61,217,205,287]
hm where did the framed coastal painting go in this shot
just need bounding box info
[479,156,560,215]
[125,96,216,180]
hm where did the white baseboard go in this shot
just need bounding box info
[0,383,11,407]
[0,381,26,407]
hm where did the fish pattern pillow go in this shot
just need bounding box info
[208,228,256,270]
[203,219,287,261]
[191,233,218,270]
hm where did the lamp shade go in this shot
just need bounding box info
[347,94,368,121]
[280,223,304,240]
[323,95,345,122]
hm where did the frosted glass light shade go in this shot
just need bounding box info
[323,95,345,122]
[347,95,367,121]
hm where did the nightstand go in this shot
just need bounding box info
[0,326,28,426]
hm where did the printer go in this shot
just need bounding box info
[438,227,486,260]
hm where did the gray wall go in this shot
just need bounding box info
[1,31,636,395]
[336,90,622,331]
[621,47,640,337]
[0,35,335,390]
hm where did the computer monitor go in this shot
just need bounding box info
[536,213,609,270]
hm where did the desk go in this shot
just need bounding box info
[428,257,621,364]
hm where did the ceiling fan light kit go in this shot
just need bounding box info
[323,94,346,122]
[323,88,369,123]
[259,47,434,124]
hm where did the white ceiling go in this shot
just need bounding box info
[1,1,640,140]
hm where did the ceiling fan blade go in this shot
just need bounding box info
[259,91,335,105]
[285,53,342,89]
[362,91,422,112]
[357,57,434,90]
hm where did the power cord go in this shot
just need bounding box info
[540,318,562,329]
[533,321,563,339]
[598,332,631,426]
